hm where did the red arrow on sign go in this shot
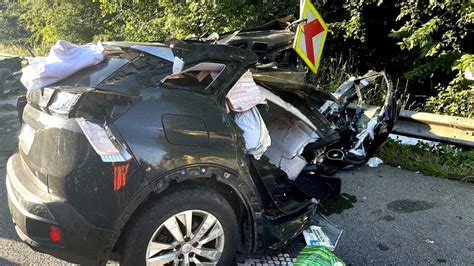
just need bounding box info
[303,19,324,65]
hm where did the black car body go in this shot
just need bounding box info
[6,29,398,265]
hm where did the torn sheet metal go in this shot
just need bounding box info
[265,115,319,180]
[260,86,317,131]
[48,91,81,115]
[21,40,104,90]
[252,70,306,91]
[226,70,266,112]
[348,116,378,157]
[76,118,131,162]
[130,45,174,62]
[234,107,271,160]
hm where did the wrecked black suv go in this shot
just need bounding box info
[6,30,397,265]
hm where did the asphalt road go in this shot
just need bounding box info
[1,94,473,265]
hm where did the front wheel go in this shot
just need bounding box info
[118,187,240,266]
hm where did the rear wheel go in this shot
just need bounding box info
[119,187,239,266]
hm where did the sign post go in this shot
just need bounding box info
[293,0,328,74]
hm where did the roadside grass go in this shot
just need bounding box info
[376,139,474,181]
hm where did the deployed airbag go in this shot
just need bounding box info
[21,40,105,90]
[226,70,266,112]
[234,107,271,160]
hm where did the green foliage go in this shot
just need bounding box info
[97,0,297,42]
[18,0,108,54]
[377,139,474,180]
[0,0,472,117]
[316,0,473,117]
[0,0,31,53]
[425,54,474,118]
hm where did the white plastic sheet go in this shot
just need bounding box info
[234,107,271,160]
[348,116,378,157]
[21,40,105,90]
[226,70,266,112]
[367,157,383,167]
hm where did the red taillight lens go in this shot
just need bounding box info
[49,225,62,244]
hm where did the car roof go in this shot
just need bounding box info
[103,40,258,69]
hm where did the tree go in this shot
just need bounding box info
[0,0,32,55]
[316,0,473,117]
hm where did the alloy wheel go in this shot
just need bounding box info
[146,209,225,265]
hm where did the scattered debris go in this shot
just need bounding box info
[295,246,345,265]
[424,239,435,244]
[367,157,383,167]
[303,225,335,251]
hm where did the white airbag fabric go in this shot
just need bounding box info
[21,40,105,90]
[226,70,266,112]
[234,107,271,160]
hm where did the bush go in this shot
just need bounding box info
[0,0,472,117]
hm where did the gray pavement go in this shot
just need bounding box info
[1,94,473,265]
[324,165,474,265]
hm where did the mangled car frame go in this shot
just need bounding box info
[6,15,398,266]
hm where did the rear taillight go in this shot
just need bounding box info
[49,225,62,244]
[27,87,132,121]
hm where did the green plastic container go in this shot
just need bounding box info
[294,246,345,266]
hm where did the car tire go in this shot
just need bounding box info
[118,187,240,266]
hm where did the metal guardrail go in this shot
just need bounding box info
[394,110,474,148]
[351,104,474,148]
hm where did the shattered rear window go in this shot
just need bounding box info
[97,53,173,95]
[52,56,134,88]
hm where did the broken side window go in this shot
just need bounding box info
[161,62,226,92]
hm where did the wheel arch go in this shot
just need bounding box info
[110,164,264,260]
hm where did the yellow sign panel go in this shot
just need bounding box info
[293,0,328,74]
